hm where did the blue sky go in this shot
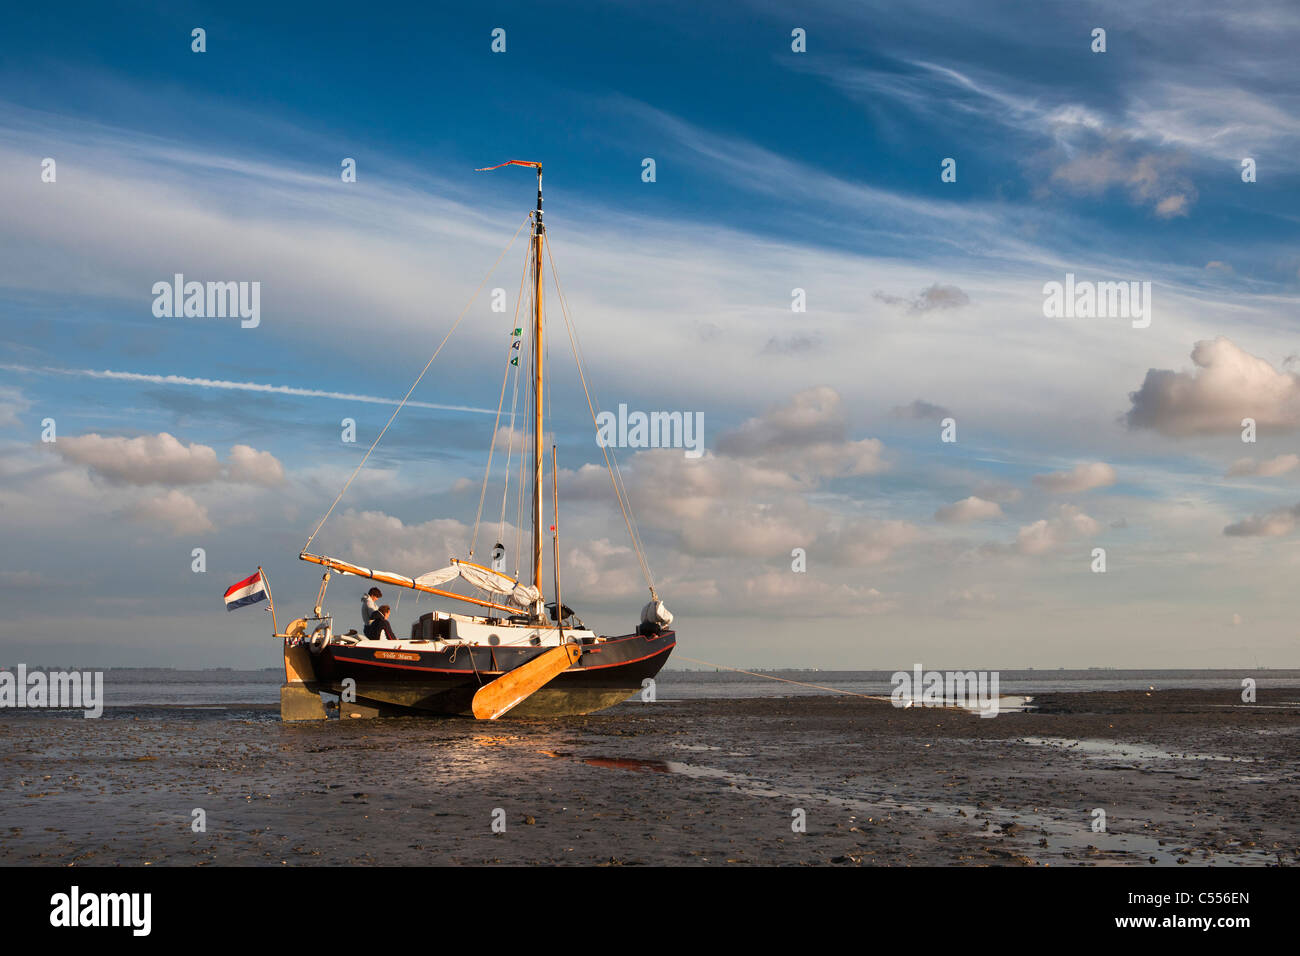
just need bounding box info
[2,0,1299,668]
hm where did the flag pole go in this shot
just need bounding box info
[258,565,280,636]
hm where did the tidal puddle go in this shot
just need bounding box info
[1015,736,1254,764]
[894,695,1036,715]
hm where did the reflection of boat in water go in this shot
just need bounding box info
[275,161,675,720]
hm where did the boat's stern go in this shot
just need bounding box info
[281,628,328,721]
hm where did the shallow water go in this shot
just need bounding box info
[10,667,1300,708]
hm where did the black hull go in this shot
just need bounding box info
[307,630,676,717]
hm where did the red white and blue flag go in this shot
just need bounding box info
[224,571,268,611]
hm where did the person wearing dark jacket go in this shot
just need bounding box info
[364,604,397,641]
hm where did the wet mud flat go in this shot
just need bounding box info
[1,688,1296,866]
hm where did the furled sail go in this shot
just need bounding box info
[641,600,674,628]
[415,559,541,609]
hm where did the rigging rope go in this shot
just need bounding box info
[302,213,533,553]
[470,239,533,558]
[498,321,524,554]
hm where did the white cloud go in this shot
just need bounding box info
[55,431,286,489]
[934,496,1003,523]
[1032,462,1117,493]
[1224,504,1300,537]
[325,509,471,574]
[1015,505,1101,555]
[1127,337,1300,436]
[57,432,220,485]
[226,444,286,486]
[716,386,887,478]
[124,489,213,535]
[1226,454,1299,478]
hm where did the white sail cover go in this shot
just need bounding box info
[412,566,459,587]
[641,600,673,628]
[415,560,541,609]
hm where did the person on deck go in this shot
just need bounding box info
[361,587,382,632]
[364,604,396,641]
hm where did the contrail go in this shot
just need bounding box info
[0,364,496,415]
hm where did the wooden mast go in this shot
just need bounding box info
[531,164,545,614]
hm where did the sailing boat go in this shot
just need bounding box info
[277,162,676,721]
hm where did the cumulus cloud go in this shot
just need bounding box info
[1126,337,1300,436]
[1226,454,1299,478]
[565,538,644,599]
[1223,503,1300,537]
[874,283,970,314]
[1014,505,1101,555]
[57,432,220,485]
[124,489,213,535]
[1032,462,1117,493]
[225,444,286,485]
[327,509,470,572]
[935,496,1003,523]
[54,431,286,489]
[715,386,887,478]
[563,388,915,567]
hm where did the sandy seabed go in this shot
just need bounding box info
[1,689,1296,866]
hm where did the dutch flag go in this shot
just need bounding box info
[223,571,268,611]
